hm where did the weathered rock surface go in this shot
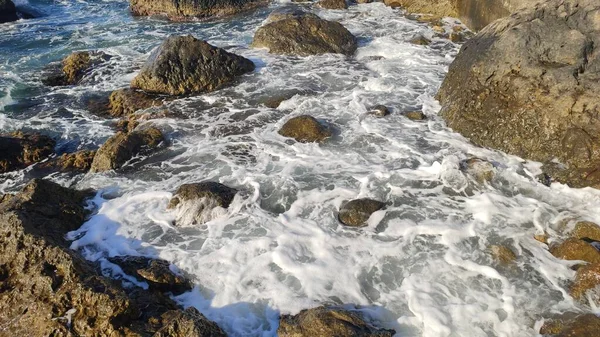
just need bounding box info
[107,256,193,294]
[570,262,600,300]
[0,179,226,336]
[317,0,347,10]
[0,0,18,23]
[36,150,96,173]
[0,132,55,173]
[108,88,165,117]
[550,238,600,265]
[539,313,600,336]
[278,115,332,143]
[42,51,111,86]
[168,182,237,209]
[131,35,255,96]
[278,306,395,337]
[153,307,227,337]
[264,7,318,24]
[571,221,600,242]
[89,127,165,172]
[130,0,268,21]
[252,14,357,56]
[338,198,385,227]
[438,0,600,188]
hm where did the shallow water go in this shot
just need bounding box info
[2,0,600,336]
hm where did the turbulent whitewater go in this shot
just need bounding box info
[1,0,600,336]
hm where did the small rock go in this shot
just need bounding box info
[317,0,347,9]
[534,233,549,244]
[571,221,600,242]
[460,158,495,183]
[108,88,165,117]
[37,150,96,173]
[404,111,427,120]
[252,13,357,56]
[108,256,192,294]
[278,115,332,143]
[130,0,268,21]
[89,127,165,172]
[278,306,395,337]
[338,198,385,227]
[550,238,600,264]
[409,35,431,46]
[432,25,445,33]
[131,35,255,96]
[368,105,390,117]
[168,182,238,226]
[569,262,600,300]
[490,245,517,264]
[42,51,111,86]
[153,307,227,337]
[0,0,18,23]
[0,132,55,173]
[536,172,552,187]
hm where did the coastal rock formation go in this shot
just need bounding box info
[570,262,600,301]
[0,132,55,173]
[550,238,600,265]
[438,0,600,188]
[539,313,600,336]
[264,7,319,24]
[108,88,165,117]
[42,51,111,86]
[131,35,255,96]
[0,0,18,23]
[338,198,386,227]
[89,127,165,172]
[317,0,348,10]
[0,179,226,336]
[252,13,357,56]
[130,0,268,21]
[107,256,193,294]
[36,150,96,173]
[570,221,600,242]
[278,115,332,143]
[168,182,237,225]
[278,306,395,337]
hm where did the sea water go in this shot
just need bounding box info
[1,0,599,336]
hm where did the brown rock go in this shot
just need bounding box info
[409,35,431,45]
[404,111,427,120]
[264,7,319,24]
[108,88,165,117]
[338,198,386,227]
[131,35,255,96]
[550,238,600,264]
[540,313,600,336]
[107,256,192,294]
[278,115,332,143]
[278,306,395,337]
[490,245,517,264]
[571,221,600,242]
[168,182,237,209]
[37,150,96,173]
[153,307,227,337]
[42,51,111,86]
[89,127,165,172]
[317,0,347,9]
[0,132,55,173]
[130,0,268,21]
[534,233,549,244]
[460,158,495,183]
[569,263,600,300]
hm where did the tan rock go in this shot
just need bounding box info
[550,238,600,264]
[490,245,517,264]
[278,115,332,143]
[569,263,600,300]
[571,221,600,242]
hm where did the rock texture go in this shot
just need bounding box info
[168,182,237,209]
[108,88,165,117]
[130,0,268,21]
[460,158,495,183]
[318,0,348,10]
[0,0,18,23]
[539,313,600,336]
[264,7,318,24]
[0,179,227,336]
[338,198,386,227]
[89,127,165,172]
[131,35,255,96]
[0,132,55,173]
[42,51,111,86]
[571,221,600,242]
[107,256,192,294]
[252,14,357,56]
[490,245,516,264]
[550,238,600,264]
[36,150,96,173]
[438,0,600,188]
[278,115,332,143]
[278,306,395,337]
[570,262,600,300]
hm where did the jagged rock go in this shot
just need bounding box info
[89,127,165,172]
[108,88,165,117]
[338,198,385,227]
[404,111,426,121]
[0,0,18,23]
[460,158,495,183]
[252,13,357,56]
[107,256,192,294]
[278,306,395,337]
[278,115,332,143]
[539,313,600,336]
[0,132,55,173]
[317,0,347,10]
[438,0,600,188]
[152,307,227,337]
[490,245,516,264]
[36,150,96,173]
[569,262,600,301]
[409,35,431,45]
[368,105,390,117]
[130,0,268,21]
[550,238,600,264]
[42,51,111,86]
[131,35,255,96]
[570,221,600,242]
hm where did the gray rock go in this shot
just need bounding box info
[130,0,268,21]
[338,198,385,227]
[438,0,600,188]
[368,105,390,117]
[131,35,255,96]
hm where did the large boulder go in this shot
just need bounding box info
[131,35,255,96]
[168,182,238,225]
[42,51,111,86]
[278,306,395,337]
[130,0,268,21]
[338,198,386,227]
[251,13,357,56]
[0,0,18,23]
[0,132,55,173]
[438,0,600,188]
[89,127,165,172]
[278,115,332,143]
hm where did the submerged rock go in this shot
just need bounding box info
[460,158,495,183]
[89,127,165,172]
[0,132,55,173]
[438,0,600,188]
[36,150,96,173]
[168,182,237,225]
[252,13,357,56]
[569,262,600,301]
[130,0,268,21]
[550,238,600,265]
[490,245,516,264]
[278,306,395,337]
[338,198,385,227]
[0,0,18,23]
[317,0,347,9]
[107,256,192,294]
[404,111,426,121]
[409,35,431,45]
[278,115,332,143]
[131,35,255,96]
[42,51,111,86]
[368,105,390,117]
[108,88,165,117]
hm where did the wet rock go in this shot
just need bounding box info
[404,111,426,121]
[0,0,18,23]
[534,233,549,245]
[153,307,227,337]
[570,262,600,301]
[168,182,237,226]
[108,88,165,117]
[131,35,255,96]
[130,0,268,21]
[540,313,600,336]
[278,115,332,143]
[37,150,96,173]
[571,221,600,243]
[278,306,395,337]
[338,198,386,227]
[264,7,319,24]
[0,132,55,173]
[317,0,347,10]
[409,35,431,45]
[490,245,516,264]
[252,13,357,56]
[368,105,390,117]
[438,0,600,189]
[460,158,495,183]
[42,51,111,86]
[550,238,600,265]
[356,0,372,3]
[107,256,192,294]
[89,127,165,172]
